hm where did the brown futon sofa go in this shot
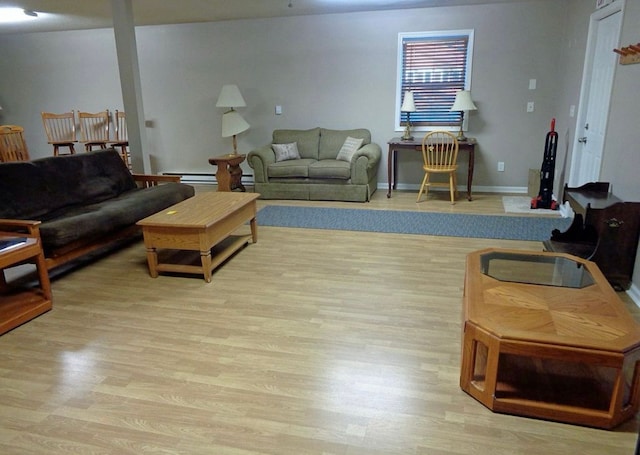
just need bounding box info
[0,149,195,269]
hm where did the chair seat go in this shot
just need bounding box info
[423,164,458,172]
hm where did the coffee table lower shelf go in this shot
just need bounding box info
[148,234,251,282]
[462,322,640,429]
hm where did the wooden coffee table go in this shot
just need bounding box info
[461,248,640,429]
[137,192,259,282]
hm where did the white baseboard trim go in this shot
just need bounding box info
[164,173,217,185]
[380,183,529,194]
[627,283,640,308]
[171,173,531,195]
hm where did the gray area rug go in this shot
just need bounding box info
[257,206,573,241]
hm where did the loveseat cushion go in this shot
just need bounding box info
[39,183,195,251]
[267,158,316,178]
[308,160,351,180]
[319,128,371,161]
[272,128,320,160]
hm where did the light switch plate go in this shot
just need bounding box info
[527,102,535,113]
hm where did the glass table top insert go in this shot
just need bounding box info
[480,251,594,289]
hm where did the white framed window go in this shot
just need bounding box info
[396,30,475,133]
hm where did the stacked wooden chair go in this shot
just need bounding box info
[78,110,110,152]
[41,111,77,156]
[108,110,130,168]
[0,124,30,162]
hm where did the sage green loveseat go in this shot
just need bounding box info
[247,128,381,202]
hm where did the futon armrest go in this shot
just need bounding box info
[132,174,182,188]
[0,219,42,238]
[247,145,276,183]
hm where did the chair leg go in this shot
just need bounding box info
[449,173,456,204]
[453,172,459,198]
[416,173,430,203]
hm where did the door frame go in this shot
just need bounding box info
[568,0,625,187]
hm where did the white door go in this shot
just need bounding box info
[568,1,623,187]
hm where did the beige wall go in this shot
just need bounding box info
[1,1,566,190]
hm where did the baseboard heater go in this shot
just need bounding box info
[163,172,254,186]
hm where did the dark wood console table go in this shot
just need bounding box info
[543,182,640,290]
[387,137,476,200]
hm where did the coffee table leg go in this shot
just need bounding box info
[250,217,258,243]
[201,250,213,283]
[146,247,159,278]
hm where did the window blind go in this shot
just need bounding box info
[401,34,470,127]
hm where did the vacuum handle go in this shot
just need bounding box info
[550,118,556,132]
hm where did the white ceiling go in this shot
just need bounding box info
[0,0,545,34]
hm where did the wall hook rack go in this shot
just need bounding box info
[613,43,640,65]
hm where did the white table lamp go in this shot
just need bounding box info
[217,85,249,155]
[450,90,477,141]
[400,91,417,141]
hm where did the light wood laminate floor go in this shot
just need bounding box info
[1,188,638,454]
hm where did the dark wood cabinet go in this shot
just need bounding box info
[543,182,640,290]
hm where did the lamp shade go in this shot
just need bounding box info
[216,84,246,108]
[450,90,477,111]
[221,110,250,138]
[400,91,417,112]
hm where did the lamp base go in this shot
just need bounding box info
[401,124,414,141]
[456,113,467,142]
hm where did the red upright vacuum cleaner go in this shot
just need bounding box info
[531,118,559,210]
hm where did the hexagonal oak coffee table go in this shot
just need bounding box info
[461,248,640,429]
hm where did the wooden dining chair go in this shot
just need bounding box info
[0,125,30,162]
[78,110,110,152]
[108,110,130,167]
[41,111,77,156]
[417,131,459,204]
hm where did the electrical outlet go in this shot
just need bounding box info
[527,101,535,113]
[497,161,505,172]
